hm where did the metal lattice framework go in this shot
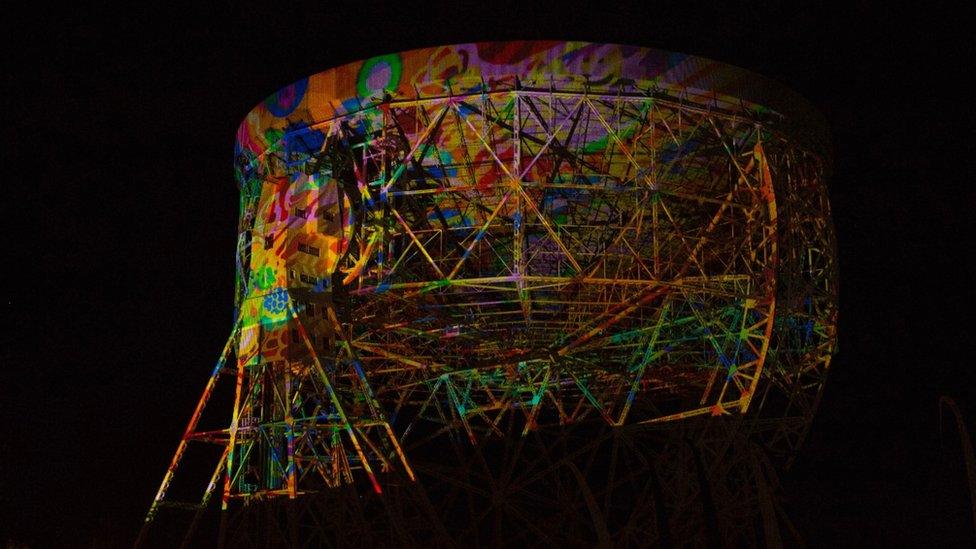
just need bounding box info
[137,42,837,547]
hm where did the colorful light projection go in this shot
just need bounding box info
[140,42,836,546]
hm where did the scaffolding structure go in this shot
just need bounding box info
[137,41,837,547]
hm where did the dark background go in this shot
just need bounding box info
[3,1,973,546]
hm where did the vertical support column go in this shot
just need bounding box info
[221,329,250,510]
[218,323,250,549]
[512,89,531,326]
[284,366,297,499]
[379,108,390,282]
[741,134,778,413]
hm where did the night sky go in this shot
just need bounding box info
[4,2,974,546]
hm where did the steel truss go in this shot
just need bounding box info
[138,81,836,546]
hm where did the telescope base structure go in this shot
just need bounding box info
[141,415,801,548]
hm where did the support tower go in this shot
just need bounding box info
[139,41,837,547]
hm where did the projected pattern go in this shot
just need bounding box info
[139,42,836,546]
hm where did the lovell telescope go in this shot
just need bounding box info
[139,41,837,547]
